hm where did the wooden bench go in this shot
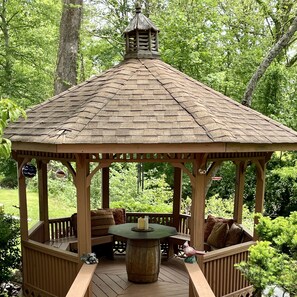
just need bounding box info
[168,233,190,258]
[45,235,114,255]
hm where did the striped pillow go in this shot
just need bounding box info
[71,209,115,237]
[91,209,115,237]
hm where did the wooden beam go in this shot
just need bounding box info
[102,167,110,209]
[172,162,195,185]
[62,161,77,183]
[75,154,92,258]
[17,158,28,241]
[172,167,182,230]
[37,161,49,242]
[233,161,247,224]
[191,154,207,269]
[56,143,226,153]
[253,159,266,240]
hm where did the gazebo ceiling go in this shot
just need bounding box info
[4,7,297,154]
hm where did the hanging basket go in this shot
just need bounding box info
[22,164,37,178]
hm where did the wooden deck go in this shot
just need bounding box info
[92,256,189,297]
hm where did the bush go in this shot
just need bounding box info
[0,213,21,284]
[236,212,297,297]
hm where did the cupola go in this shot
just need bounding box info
[124,3,160,59]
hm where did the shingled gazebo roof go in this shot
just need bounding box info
[5,7,297,153]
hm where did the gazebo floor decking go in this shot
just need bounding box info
[92,256,189,297]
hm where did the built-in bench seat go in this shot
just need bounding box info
[45,234,114,252]
[168,215,253,258]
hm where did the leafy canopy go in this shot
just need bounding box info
[0,99,25,158]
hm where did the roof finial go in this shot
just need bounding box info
[135,2,141,14]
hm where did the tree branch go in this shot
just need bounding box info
[242,15,297,107]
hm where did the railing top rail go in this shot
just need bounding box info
[66,263,97,297]
[184,262,215,297]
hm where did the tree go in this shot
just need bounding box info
[0,99,25,158]
[54,0,83,95]
[0,0,61,108]
[242,15,297,107]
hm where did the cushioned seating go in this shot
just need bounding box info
[70,207,126,237]
[169,214,245,256]
[204,214,244,250]
[70,208,126,259]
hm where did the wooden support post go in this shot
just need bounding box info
[191,155,207,268]
[102,167,110,209]
[17,159,29,241]
[234,161,246,224]
[76,154,92,297]
[253,159,266,240]
[38,161,49,242]
[173,167,182,230]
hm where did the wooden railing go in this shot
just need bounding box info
[46,214,254,297]
[203,241,254,297]
[22,240,79,297]
[49,217,74,240]
[178,213,191,234]
[126,212,173,226]
[66,263,97,297]
[184,262,215,297]
[28,221,44,242]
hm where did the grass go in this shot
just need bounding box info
[0,188,76,228]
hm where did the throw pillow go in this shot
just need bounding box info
[207,221,229,249]
[225,223,243,247]
[204,214,234,241]
[70,209,115,237]
[110,208,126,225]
[91,209,115,237]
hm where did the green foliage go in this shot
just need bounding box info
[255,213,297,259]
[264,152,297,216]
[0,158,17,188]
[237,213,297,296]
[110,163,173,212]
[206,195,254,231]
[0,213,21,284]
[0,99,25,158]
[0,0,61,108]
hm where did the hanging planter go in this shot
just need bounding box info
[55,169,66,178]
[22,163,37,178]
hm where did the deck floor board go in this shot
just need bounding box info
[92,256,189,297]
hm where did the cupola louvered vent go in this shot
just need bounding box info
[124,3,160,59]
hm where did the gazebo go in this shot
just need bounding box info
[5,5,297,297]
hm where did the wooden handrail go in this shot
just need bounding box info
[66,263,97,297]
[184,262,215,297]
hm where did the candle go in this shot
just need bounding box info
[137,217,145,229]
[144,216,149,230]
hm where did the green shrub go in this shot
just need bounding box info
[237,212,297,296]
[0,213,21,284]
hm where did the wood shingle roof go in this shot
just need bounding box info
[5,58,297,151]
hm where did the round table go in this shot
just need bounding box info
[108,223,177,283]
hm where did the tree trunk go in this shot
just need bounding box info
[54,0,83,95]
[242,15,297,107]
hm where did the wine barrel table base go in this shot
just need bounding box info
[108,223,177,284]
[126,239,160,283]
